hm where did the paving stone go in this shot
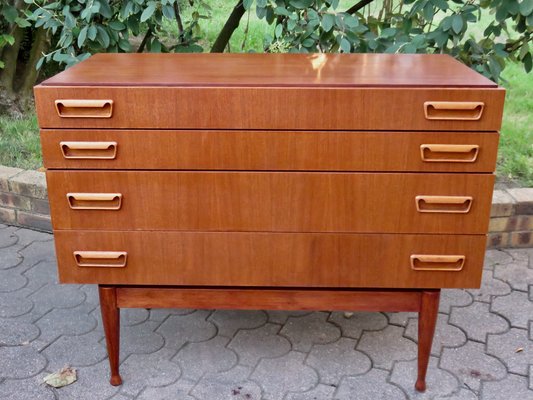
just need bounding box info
[328,311,388,338]
[529,365,533,390]
[13,228,52,246]
[209,309,268,337]
[280,312,341,352]
[18,240,56,268]
[357,325,417,369]
[335,369,406,400]
[191,365,262,400]
[0,318,39,345]
[467,269,512,302]
[494,260,533,292]
[157,310,217,350]
[449,301,509,343]
[439,289,473,314]
[286,384,335,400]
[440,341,507,391]
[390,356,459,399]
[29,284,85,313]
[506,248,531,262]
[266,310,313,324]
[36,306,97,341]
[136,378,196,400]
[108,395,134,400]
[42,331,107,371]
[385,312,418,327]
[149,308,196,322]
[482,373,533,400]
[80,284,99,306]
[492,291,533,329]
[0,246,22,269]
[228,323,291,367]
[0,228,18,248]
[120,320,165,361]
[0,291,33,317]
[487,328,532,375]
[119,349,181,397]
[23,260,59,291]
[434,388,479,400]
[405,313,466,356]
[251,351,318,400]
[0,345,47,379]
[121,308,150,326]
[173,335,238,381]
[54,360,120,400]
[306,337,371,385]
[485,249,514,267]
[0,377,55,400]
[0,268,27,292]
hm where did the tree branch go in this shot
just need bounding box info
[210,0,245,53]
[345,0,375,15]
[137,28,152,53]
[173,2,185,44]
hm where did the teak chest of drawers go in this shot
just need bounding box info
[35,53,504,391]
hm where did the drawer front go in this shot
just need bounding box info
[41,129,499,173]
[47,171,494,234]
[34,86,504,131]
[53,230,486,288]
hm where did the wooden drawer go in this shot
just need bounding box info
[41,129,499,173]
[34,86,504,131]
[53,230,486,288]
[47,171,494,234]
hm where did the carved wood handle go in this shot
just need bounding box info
[424,101,484,120]
[60,141,117,159]
[55,99,113,118]
[415,195,473,214]
[73,251,127,268]
[420,144,479,163]
[67,193,122,210]
[410,255,465,271]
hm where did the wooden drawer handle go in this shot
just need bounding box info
[67,193,122,210]
[410,255,465,271]
[74,251,127,268]
[420,144,479,163]
[55,99,113,118]
[416,195,472,214]
[424,101,484,120]
[60,141,117,159]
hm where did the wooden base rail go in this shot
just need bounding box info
[98,285,440,392]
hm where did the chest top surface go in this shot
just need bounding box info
[40,53,497,88]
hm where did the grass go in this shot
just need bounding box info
[0,114,41,170]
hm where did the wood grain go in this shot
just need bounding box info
[46,171,494,234]
[53,230,487,288]
[40,53,497,88]
[416,290,441,392]
[115,286,423,311]
[98,286,122,386]
[34,86,505,131]
[40,129,500,173]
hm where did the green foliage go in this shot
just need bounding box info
[22,0,209,69]
[252,0,532,82]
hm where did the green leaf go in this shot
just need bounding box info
[431,0,448,10]
[78,26,88,47]
[519,0,533,16]
[340,37,351,53]
[381,27,396,38]
[275,23,283,38]
[243,0,254,11]
[109,21,126,31]
[88,25,97,40]
[96,25,110,48]
[524,52,532,72]
[2,5,18,23]
[118,38,132,51]
[162,4,175,19]
[140,2,156,22]
[423,3,434,21]
[98,0,113,18]
[290,0,313,10]
[451,15,463,34]
[344,15,359,28]
[15,17,31,28]
[321,14,335,32]
[274,7,290,16]
[302,38,314,47]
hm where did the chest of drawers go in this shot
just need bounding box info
[35,53,504,391]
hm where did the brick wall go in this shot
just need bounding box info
[0,166,51,232]
[0,165,532,248]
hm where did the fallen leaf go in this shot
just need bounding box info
[343,312,354,319]
[515,347,524,353]
[43,367,77,388]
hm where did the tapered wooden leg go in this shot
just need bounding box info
[415,289,440,392]
[98,285,122,386]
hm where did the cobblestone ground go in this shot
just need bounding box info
[0,225,532,400]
